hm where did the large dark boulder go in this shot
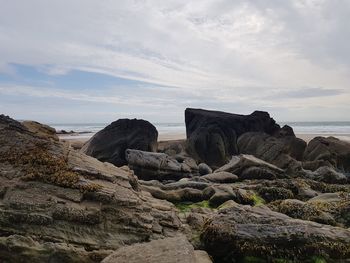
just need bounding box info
[185,108,282,168]
[81,119,158,166]
[303,136,350,172]
[238,132,307,171]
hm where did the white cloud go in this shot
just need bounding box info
[0,0,349,121]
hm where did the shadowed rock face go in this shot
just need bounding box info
[81,119,158,167]
[201,203,350,262]
[238,132,307,170]
[0,115,180,262]
[304,136,350,172]
[185,108,282,168]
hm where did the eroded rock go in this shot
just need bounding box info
[126,149,198,181]
[0,115,180,262]
[201,203,350,262]
[81,118,158,167]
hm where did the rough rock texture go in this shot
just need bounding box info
[126,149,199,181]
[0,115,180,262]
[198,163,212,175]
[201,203,350,262]
[201,172,238,183]
[268,199,336,226]
[304,136,350,172]
[215,154,285,180]
[238,132,306,171]
[313,166,348,184]
[22,120,59,141]
[157,139,187,157]
[185,108,282,168]
[81,119,158,167]
[101,235,212,263]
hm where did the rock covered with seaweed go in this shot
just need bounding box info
[0,114,181,262]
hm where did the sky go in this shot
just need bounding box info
[0,0,349,123]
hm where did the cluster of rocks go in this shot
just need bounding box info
[1,108,350,262]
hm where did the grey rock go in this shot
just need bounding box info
[0,115,181,262]
[198,163,212,175]
[81,118,158,167]
[202,171,238,183]
[313,166,348,184]
[304,136,350,172]
[215,154,285,180]
[126,149,199,181]
[185,108,283,168]
[238,132,306,171]
[101,236,209,263]
[201,203,350,262]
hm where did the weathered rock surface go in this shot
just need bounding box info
[201,171,238,183]
[126,149,198,181]
[198,163,212,175]
[201,203,350,262]
[238,132,306,170]
[101,235,212,263]
[81,119,158,167]
[313,166,348,184]
[215,154,285,180]
[0,115,180,262]
[22,120,59,141]
[304,136,350,172]
[157,139,187,157]
[185,108,282,168]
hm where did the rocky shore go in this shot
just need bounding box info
[0,108,349,262]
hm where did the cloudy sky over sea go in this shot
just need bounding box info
[0,0,349,123]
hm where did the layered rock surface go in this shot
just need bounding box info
[185,108,282,167]
[201,203,350,262]
[0,115,180,262]
[126,149,198,181]
[101,235,212,263]
[304,136,350,172]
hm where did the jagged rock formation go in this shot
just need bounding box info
[215,154,286,180]
[185,108,282,168]
[304,136,350,172]
[81,119,158,167]
[0,115,180,262]
[238,131,307,171]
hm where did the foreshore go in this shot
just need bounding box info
[59,132,350,144]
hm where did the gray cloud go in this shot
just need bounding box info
[265,87,345,99]
[0,0,350,121]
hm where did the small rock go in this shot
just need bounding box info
[198,163,212,175]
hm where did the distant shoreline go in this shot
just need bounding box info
[59,132,350,144]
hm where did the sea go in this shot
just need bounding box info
[49,121,350,141]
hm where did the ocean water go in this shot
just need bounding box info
[50,121,350,140]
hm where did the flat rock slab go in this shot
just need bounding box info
[102,236,212,263]
[126,149,198,181]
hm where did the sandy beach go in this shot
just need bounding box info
[59,132,350,146]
